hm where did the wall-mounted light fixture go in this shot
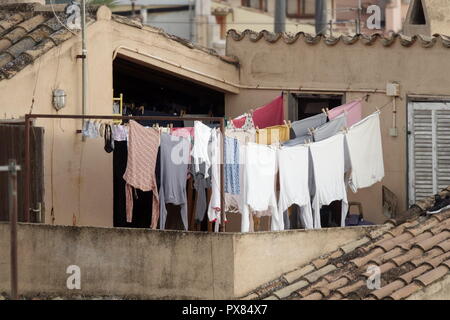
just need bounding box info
[52,89,66,111]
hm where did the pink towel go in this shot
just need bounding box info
[328,100,362,127]
[171,127,194,138]
[252,95,284,129]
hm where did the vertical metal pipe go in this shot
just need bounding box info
[220,118,225,232]
[356,0,362,34]
[81,0,88,141]
[315,0,328,35]
[274,0,286,33]
[9,159,18,300]
[24,116,30,223]
[188,0,194,42]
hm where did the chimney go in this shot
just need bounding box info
[2,1,46,4]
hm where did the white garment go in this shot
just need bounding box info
[346,112,384,193]
[191,121,212,178]
[277,145,314,229]
[309,133,348,228]
[242,143,281,232]
[207,129,222,227]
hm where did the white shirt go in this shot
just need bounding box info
[278,145,314,229]
[207,129,223,229]
[242,143,281,232]
[309,133,348,228]
[346,112,384,193]
[191,121,212,177]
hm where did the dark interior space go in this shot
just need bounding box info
[113,56,224,117]
[295,94,343,120]
[112,56,224,231]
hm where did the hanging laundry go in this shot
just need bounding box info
[224,136,240,195]
[313,113,347,142]
[309,133,348,228]
[224,129,256,217]
[277,145,314,229]
[207,129,223,228]
[192,163,211,224]
[82,120,100,138]
[328,100,362,127]
[256,124,290,145]
[159,133,190,231]
[282,134,311,147]
[291,113,327,138]
[242,143,280,232]
[112,124,128,142]
[346,112,384,193]
[123,120,160,229]
[171,127,194,138]
[252,95,284,129]
[104,124,114,153]
[191,121,213,178]
[231,113,254,130]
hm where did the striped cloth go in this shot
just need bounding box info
[123,120,160,228]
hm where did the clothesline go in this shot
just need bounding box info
[22,114,227,232]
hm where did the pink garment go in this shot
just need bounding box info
[123,120,160,229]
[328,100,362,127]
[171,127,194,138]
[231,115,246,129]
[252,95,284,129]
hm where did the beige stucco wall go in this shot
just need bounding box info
[0,222,374,299]
[0,7,239,228]
[225,34,450,224]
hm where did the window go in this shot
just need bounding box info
[241,0,267,12]
[408,101,450,205]
[287,0,315,18]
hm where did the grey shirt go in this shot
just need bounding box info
[159,133,190,230]
[291,113,327,138]
[313,114,347,142]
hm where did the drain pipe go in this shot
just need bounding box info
[81,0,88,141]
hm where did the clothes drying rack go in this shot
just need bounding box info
[23,113,226,232]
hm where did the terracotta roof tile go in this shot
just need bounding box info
[414,265,450,287]
[340,236,371,253]
[389,283,423,300]
[227,29,450,49]
[272,280,308,299]
[243,190,450,300]
[303,265,336,283]
[410,248,445,267]
[0,4,80,81]
[368,280,405,300]
[391,247,424,267]
[413,231,450,251]
[399,265,432,284]
[282,265,315,284]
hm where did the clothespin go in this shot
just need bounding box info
[308,127,314,135]
[321,108,327,116]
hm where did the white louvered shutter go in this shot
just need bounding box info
[436,110,450,190]
[409,103,450,205]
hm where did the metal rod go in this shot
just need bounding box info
[25,114,225,122]
[220,118,225,232]
[9,159,18,300]
[24,116,31,223]
[81,0,88,142]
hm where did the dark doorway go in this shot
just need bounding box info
[289,93,343,121]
